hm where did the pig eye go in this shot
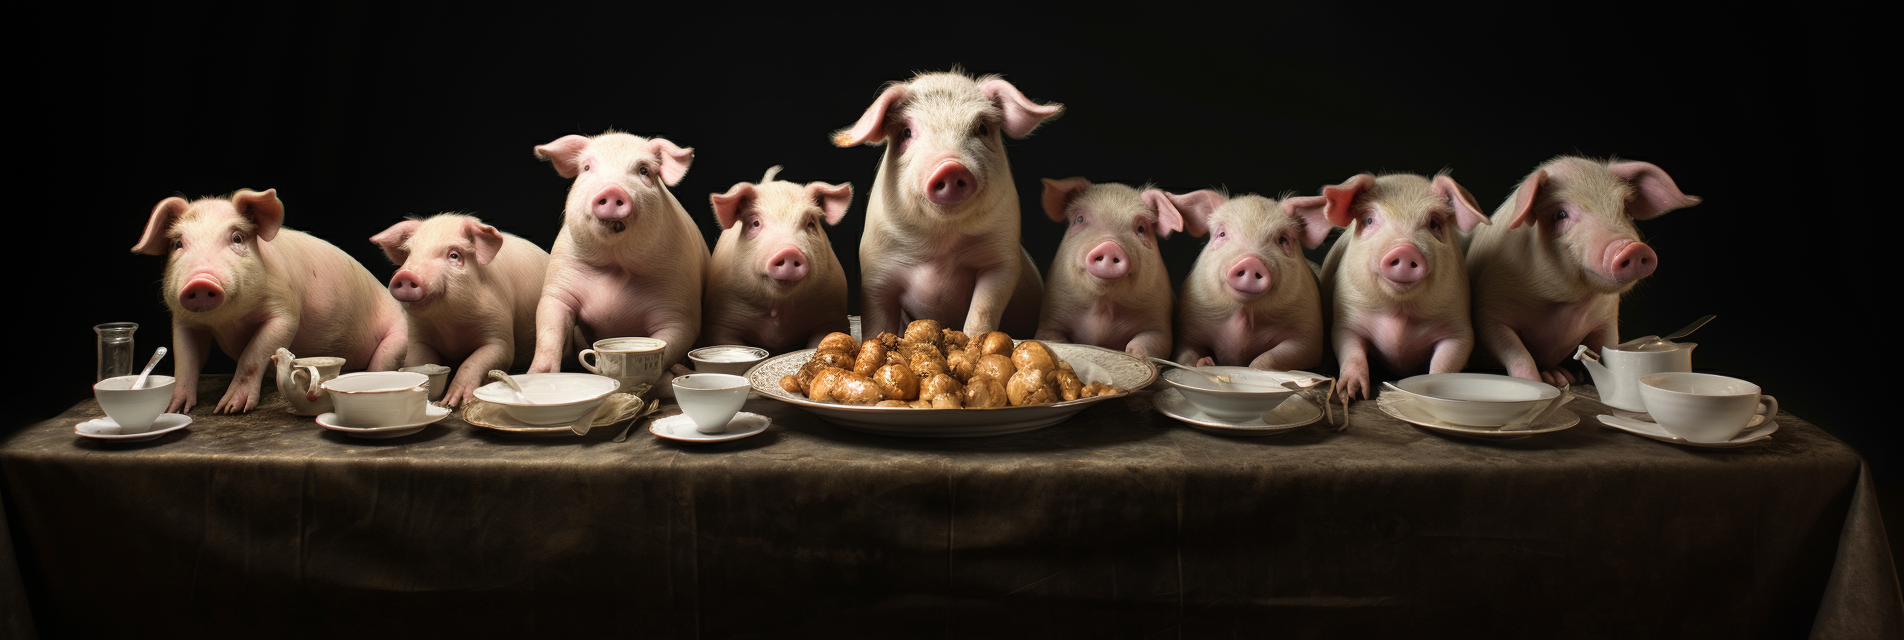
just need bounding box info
[638,166,650,177]
[975,124,988,137]
[230,232,243,244]
[1137,223,1147,234]
[1074,215,1083,225]
[583,164,591,172]
[1364,216,1375,227]
[751,220,761,228]
[1277,235,1289,247]
[449,250,461,261]
[1218,230,1227,238]
[171,239,183,251]
[1429,219,1441,231]
[902,127,913,139]
[1555,209,1571,221]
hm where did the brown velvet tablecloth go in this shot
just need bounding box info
[2,377,1898,639]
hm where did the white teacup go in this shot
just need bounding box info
[400,364,452,401]
[94,375,175,433]
[672,373,750,434]
[580,337,667,394]
[1638,372,1778,443]
[321,371,430,427]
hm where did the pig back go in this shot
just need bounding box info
[273,228,405,368]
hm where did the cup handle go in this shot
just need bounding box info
[1572,345,1599,364]
[1755,394,1779,426]
[579,349,601,374]
[294,366,322,401]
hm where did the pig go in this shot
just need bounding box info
[832,69,1062,338]
[702,166,853,352]
[131,189,407,414]
[1466,156,1701,386]
[1169,190,1333,371]
[527,131,706,377]
[1318,173,1491,399]
[1033,177,1181,359]
[370,214,550,406]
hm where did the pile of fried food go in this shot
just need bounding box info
[778,320,1123,408]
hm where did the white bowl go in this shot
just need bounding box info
[322,371,430,427]
[688,345,769,376]
[1386,373,1561,427]
[93,375,176,432]
[471,373,620,425]
[672,373,751,433]
[1159,367,1317,421]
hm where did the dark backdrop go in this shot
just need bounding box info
[18,7,1885,576]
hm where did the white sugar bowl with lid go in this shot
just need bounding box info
[1574,339,1695,412]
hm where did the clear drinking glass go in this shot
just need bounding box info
[95,322,139,381]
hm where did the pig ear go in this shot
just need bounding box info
[534,135,592,179]
[1139,189,1185,238]
[708,183,756,230]
[648,138,694,186]
[464,220,506,266]
[1609,160,1701,220]
[1164,189,1229,237]
[1281,195,1333,249]
[1432,175,1490,232]
[805,181,853,226]
[980,78,1064,139]
[132,197,190,255]
[832,85,909,147]
[1040,177,1092,223]
[232,188,285,241]
[1506,169,1547,230]
[1321,174,1375,228]
[369,219,423,265]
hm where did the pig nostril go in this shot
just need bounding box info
[597,198,606,205]
[616,199,624,206]
[1410,261,1418,268]
[1254,273,1263,279]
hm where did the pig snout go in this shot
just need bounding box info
[388,269,426,302]
[1380,244,1428,284]
[764,245,810,282]
[1602,241,1658,284]
[1083,241,1133,281]
[591,185,633,222]
[1227,255,1272,295]
[178,276,225,312]
[925,161,976,207]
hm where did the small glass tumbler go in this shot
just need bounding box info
[95,322,139,382]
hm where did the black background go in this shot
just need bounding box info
[18,7,1887,576]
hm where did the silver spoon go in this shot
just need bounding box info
[1148,357,1233,385]
[1624,314,1716,350]
[488,370,531,403]
[613,397,662,443]
[569,400,604,436]
[130,347,168,390]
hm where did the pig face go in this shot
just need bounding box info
[1502,156,1700,294]
[131,189,285,324]
[369,214,507,310]
[833,71,1062,213]
[1042,178,1181,287]
[535,131,693,238]
[1172,190,1331,300]
[1323,174,1489,301]
[710,166,852,286]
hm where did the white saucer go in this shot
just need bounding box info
[651,412,771,444]
[316,404,450,439]
[1152,388,1324,436]
[75,413,192,442]
[1377,394,1578,439]
[1596,411,1777,448]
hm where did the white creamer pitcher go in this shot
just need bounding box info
[273,348,346,416]
[1573,341,1695,412]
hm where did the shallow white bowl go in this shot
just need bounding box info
[471,373,620,425]
[94,375,176,432]
[322,371,430,427]
[1159,367,1317,421]
[1387,373,1560,427]
[688,345,769,376]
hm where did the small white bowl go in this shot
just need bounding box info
[688,345,769,376]
[1159,367,1316,421]
[1386,373,1561,427]
[672,373,751,434]
[471,373,620,425]
[93,375,176,433]
[322,371,430,427]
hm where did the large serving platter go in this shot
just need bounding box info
[747,342,1157,437]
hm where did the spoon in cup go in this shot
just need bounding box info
[488,370,531,403]
[130,347,168,390]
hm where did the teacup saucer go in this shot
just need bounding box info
[1596,412,1776,448]
[1376,394,1578,440]
[316,404,450,439]
[651,412,771,444]
[1152,388,1323,436]
[75,413,192,442]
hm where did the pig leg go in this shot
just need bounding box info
[1175,339,1213,368]
[1125,330,1170,360]
[1334,331,1373,400]
[1427,336,1473,375]
[367,326,406,372]
[218,316,299,414]
[1478,320,1544,382]
[962,265,1017,337]
[860,276,905,340]
[167,324,212,414]
[1248,338,1322,373]
[402,340,443,369]
[446,342,511,408]
[528,294,577,374]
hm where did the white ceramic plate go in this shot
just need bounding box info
[1377,393,1578,439]
[747,342,1158,437]
[651,412,772,443]
[75,413,191,442]
[1387,373,1563,427]
[471,373,621,425]
[315,404,450,439]
[461,393,648,437]
[1152,388,1323,435]
[1596,411,1777,448]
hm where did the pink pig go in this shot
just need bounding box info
[1033,178,1181,358]
[527,131,707,374]
[370,214,550,406]
[131,189,407,414]
[1170,190,1333,371]
[1466,156,1701,386]
[1318,173,1491,399]
[833,70,1062,337]
[702,166,853,351]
